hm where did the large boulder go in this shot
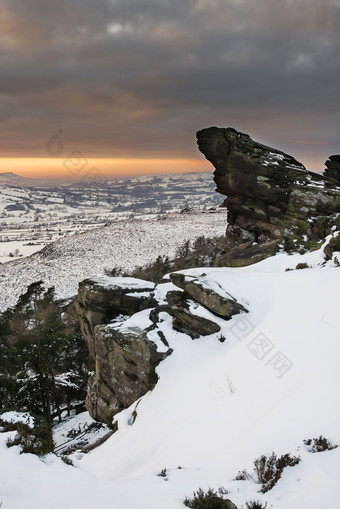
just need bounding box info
[76,276,156,358]
[196,127,340,265]
[165,290,221,338]
[169,273,247,319]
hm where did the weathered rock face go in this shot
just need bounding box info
[324,155,340,184]
[76,277,168,423]
[323,232,340,261]
[165,290,221,338]
[76,277,156,358]
[76,274,247,424]
[197,127,340,265]
[169,273,247,319]
[86,321,170,424]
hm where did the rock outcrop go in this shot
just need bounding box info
[323,232,340,261]
[324,155,340,184]
[76,277,168,423]
[85,319,170,424]
[76,277,156,359]
[164,290,221,338]
[197,127,340,266]
[76,275,246,424]
[169,273,247,319]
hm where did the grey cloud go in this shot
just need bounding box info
[0,0,339,168]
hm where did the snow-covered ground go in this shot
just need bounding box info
[0,209,227,312]
[0,243,339,509]
[0,240,45,263]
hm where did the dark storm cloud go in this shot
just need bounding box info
[1,0,339,167]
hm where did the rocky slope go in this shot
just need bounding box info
[197,127,340,265]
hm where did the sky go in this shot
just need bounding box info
[0,0,339,179]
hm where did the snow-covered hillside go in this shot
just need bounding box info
[0,244,339,509]
[0,171,222,262]
[0,208,227,312]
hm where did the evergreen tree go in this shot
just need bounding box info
[0,282,90,428]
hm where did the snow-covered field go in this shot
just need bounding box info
[0,209,227,312]
[0,240,45,263]
[0,242,339,509]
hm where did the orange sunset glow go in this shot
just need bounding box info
[0,157,211,180]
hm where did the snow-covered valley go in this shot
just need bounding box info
[0,172,221,263]
[0,208,227,313]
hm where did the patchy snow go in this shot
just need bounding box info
[0,411,35,429]
[0,241,46,263]
[182,273,237,302]
[53,411,111,457]
[125,291,153,298]
[153,282,177,304]
[0,208,227,312]
[0,171,222,264]
[86,276,155,291]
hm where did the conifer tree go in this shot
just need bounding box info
[0,282,90,427]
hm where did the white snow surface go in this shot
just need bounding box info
[0,411,35,429]
[1,244,340,508]
[85,276,155,291]
[0,209,227,312]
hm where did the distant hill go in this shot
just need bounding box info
[0,208,228,312]
[0,172,72,187]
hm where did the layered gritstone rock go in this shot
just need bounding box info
[76,275,247,424]
[196,127,340,266]
[169,273,247,319]
[76,277,168,423]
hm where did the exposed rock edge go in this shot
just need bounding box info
[197,126,340,265]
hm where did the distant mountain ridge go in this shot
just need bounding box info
[0,171,216,189]
[0,171,72,187]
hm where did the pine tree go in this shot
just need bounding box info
[0,282,90,428]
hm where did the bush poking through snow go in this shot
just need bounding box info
[236,452,300,493]
[303,436,338,453]
[183,487,237,509]
[244,501,269,509]
[295,262,310,270]
[157,467,167,478]
[235,469,253,481]
[61,455,74,466]
[254,452,300,493]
